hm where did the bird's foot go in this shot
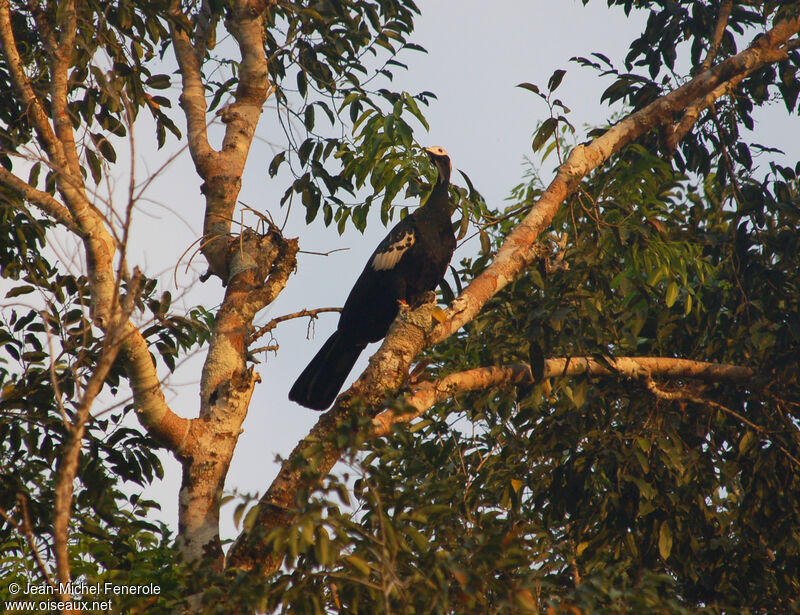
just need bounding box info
[408,290,437,310]
[397,298,411,315]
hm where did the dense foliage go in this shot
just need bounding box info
[1,1,799,614]
[241,136,800,613]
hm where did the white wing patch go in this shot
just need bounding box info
[371,230,415,271]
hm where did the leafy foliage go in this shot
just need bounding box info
[0,209,187,612]
[258,0,445,232]
[225,116,800,610]
[0,0,178,179]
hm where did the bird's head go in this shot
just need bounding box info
[424,146,451,185]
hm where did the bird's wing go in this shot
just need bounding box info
[370,223,416,271]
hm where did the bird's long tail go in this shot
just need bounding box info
[288,331,366,410]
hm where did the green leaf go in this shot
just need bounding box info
[5,285,35,298]
[402,92,429,130]
[532,117,557,152]
[665,281,679,308]
[739,431,757,456]
[548,69,566,92]
[344,554,371,576]
[395,118,413,148]
[146,74,171,89]
[86,148,102,183]
[268,151,286,177]
[516,82,541,96]
[304,105,315,131]
[659,521,673,560]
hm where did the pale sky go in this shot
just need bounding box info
[141,1,800,540]
[5,2,797,541]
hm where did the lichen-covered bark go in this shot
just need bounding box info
[169,0,298,565]
[178,230,298,566]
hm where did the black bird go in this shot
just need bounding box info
[289,146,457,410]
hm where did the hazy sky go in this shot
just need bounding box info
[5,2,796,540]
[213,1,658,541]
[133,1,800,540]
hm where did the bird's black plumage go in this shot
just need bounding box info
[289,146,457,410]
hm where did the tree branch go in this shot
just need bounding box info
[227,301,438,573]
[371,357,756,435]
[228,8,800,577]
[53,273,143,610]
[169,0,216,174]
[1,0,189,456]
[0,0,62,162]
[167,0,304,568]
[120,321,191,453]
[431,12,800,345]
[170,0,273,276]
[0,166,79,232]
[47,0,83,183]
[699,0,733,74]
[0,495,55,588]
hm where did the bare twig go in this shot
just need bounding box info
[250,307,342,344]
[699,0,733,74]
[250,343,279,354]
[297,247,351,257]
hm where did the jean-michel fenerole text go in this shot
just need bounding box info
[23,581,161,596]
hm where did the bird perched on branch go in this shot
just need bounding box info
[289,146,457,410]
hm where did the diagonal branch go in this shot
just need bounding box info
[430,12,800,345]
[1,1,188,455]
[170,0,274,276]
[119,322,191,453]
[53,273,144,608]
[699,0,733,74]
[169,0,215,174]
[47,0,83,183]
[250,307,342,344]
[0,0,63,163]
[0,495,55,588]
[0,166,79,232]
[228,9,800,576]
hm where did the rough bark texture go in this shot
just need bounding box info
[371,358,757,435]
[169,0,299,566]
